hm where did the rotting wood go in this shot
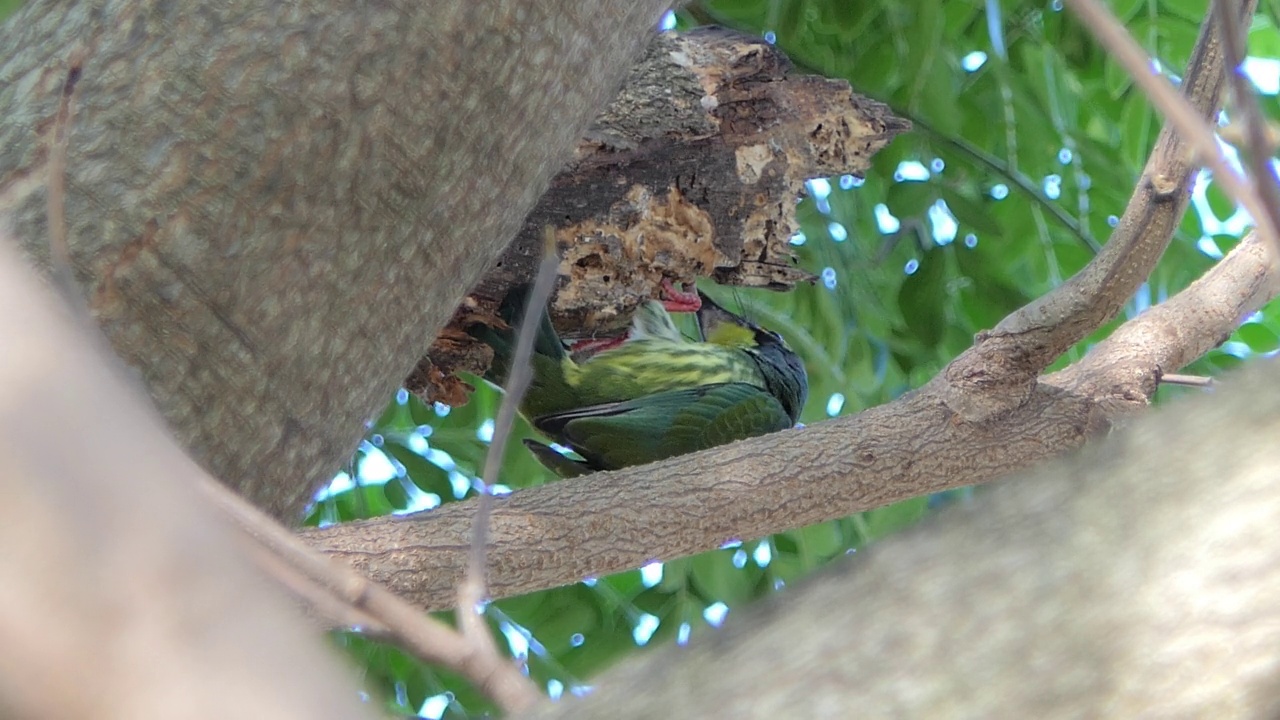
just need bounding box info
[413,27,909,403]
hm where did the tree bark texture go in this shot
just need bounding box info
[0,238,374,720]
[0,0,672,519]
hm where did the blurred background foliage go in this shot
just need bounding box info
[0,0,1271,715]
[314,1,1280,716]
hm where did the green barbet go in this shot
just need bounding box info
[472,288,808,476]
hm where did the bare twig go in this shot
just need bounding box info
[1160,374,1215,387]
[1213,0,1280,247]
[457,228,561,681]
[1064,0,1276,251]
[246,542,390,633]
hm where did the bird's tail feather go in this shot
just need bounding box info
[522,438,592,477]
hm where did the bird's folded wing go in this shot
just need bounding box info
[533,382,794,471]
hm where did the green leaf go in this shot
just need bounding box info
[0,0,24,21]
[794,521,844,561]
[897,246,950,347]
[1260,4,1280,58]
[1104,57,1135,100]
[690,550,754,604]
[1203,182,1239,225]
[939,187,1004,236]
[371,396,414,434]
[888,181,939,219]
[1119,93,1157,170]
[1111,0,1145,22]
[1237,322,1279,352]
[864,497,931,540]
[383,478,410,510]
[383,442,453,499]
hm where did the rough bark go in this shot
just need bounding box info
[3,0,1276,716]
[0,0,672,519]
[521,354,1280,720]
[0,239,372,720]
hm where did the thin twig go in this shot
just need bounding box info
[1213,0,1280,248]
[47,58,83,302]
[246,541,389,633]
[199,475,543,712]
[1064,0,1278,253]
[1161,373,1215,387]
[458,227,561,667]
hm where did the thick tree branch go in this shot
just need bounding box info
[307,384,1101,611]
[0,238,372,720]
[1052,231,1280,398]
[1,0,673,519]
[521,354,1280,719]
[303,231,1278,611]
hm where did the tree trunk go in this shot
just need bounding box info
[0,0,672,519]
[0,237,375,720]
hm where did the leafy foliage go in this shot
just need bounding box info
[309,0,1280,716]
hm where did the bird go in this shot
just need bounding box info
[471,285,808,477]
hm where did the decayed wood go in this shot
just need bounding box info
[411,27,909,401]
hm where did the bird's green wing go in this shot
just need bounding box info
[528,382,793,475]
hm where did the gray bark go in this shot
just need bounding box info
[0,0,672,518]
[0,237,374,720]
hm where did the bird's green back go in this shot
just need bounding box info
[556,338,765,408]
[471,288,807,477]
